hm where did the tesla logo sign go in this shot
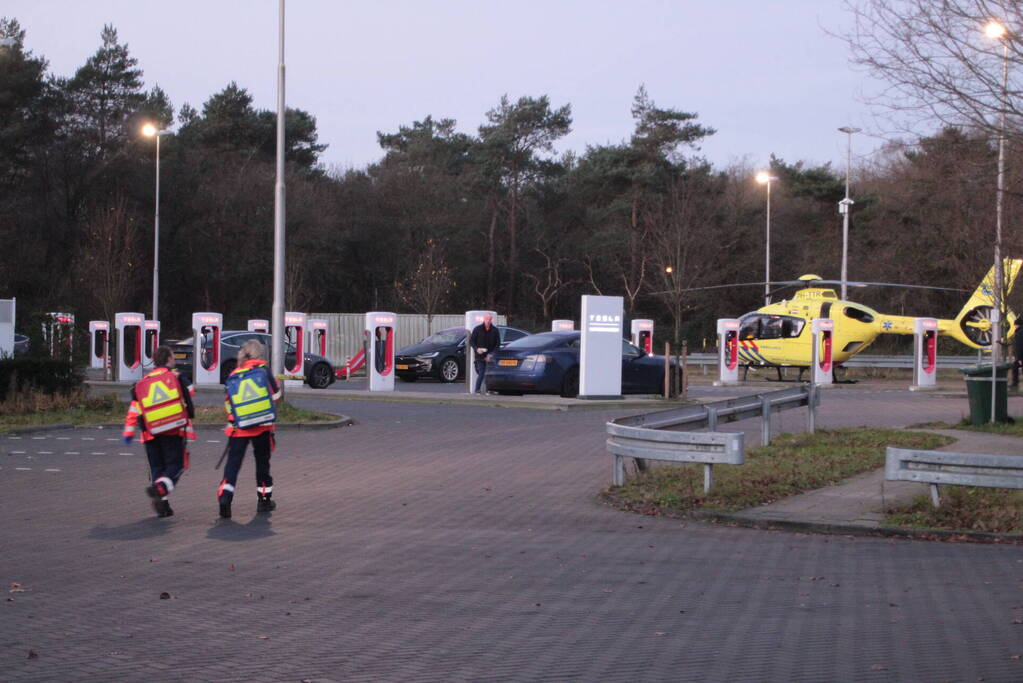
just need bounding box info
[587,314,621,333]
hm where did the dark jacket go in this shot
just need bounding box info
[469,324,501,359]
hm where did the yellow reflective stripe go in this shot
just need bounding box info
[235,399,272,416]
[147,403,186,421]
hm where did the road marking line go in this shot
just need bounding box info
[65,451,80,455]
[119,452,133,456]
[206,440,222,443]
[32,436,46,440]
[81,437,95,441]
[10,450,26,454]
[38,451,53,455]
[15,467,31,471]
[8,436,21,440]
[90,452,105,455]
[106,438,119,442]
[45,468,61,472]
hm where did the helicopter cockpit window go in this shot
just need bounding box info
[739,314,804,340]
[843,307,875,323]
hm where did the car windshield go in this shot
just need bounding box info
[504,332,567,350]
[424,328,466,345]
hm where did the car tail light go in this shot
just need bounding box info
[520,354,547,371]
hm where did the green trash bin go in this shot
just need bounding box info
[960,363,1013,425]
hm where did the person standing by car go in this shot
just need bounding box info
[469,313,501,394]
[122,346,196,518]
[218,339,281,519]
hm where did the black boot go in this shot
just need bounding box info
[219,499,232,519]
[157,500,174,518]
[257,496,276,513]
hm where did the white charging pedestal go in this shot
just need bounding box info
[191,312,223,385]
[115,312,145,382]
[911,317,939,391]
[714,318,741,386]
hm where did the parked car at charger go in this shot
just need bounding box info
[170,331,336,389]
[13,333,29,355]
[485,331,675,398]
[395,325,530,383]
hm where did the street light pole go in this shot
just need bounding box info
[755,171,778,305]
[838,126,861,301]
[271,0,287,381]
[985,20,1009,424]
[142,124,171,322]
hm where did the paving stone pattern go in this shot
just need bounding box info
[1,388,1022,681]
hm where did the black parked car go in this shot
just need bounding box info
[395,325,530,382]
[485,331,675,397]
[170,331,336,389]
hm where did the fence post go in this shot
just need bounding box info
[703,463,714,493]
[663,341,670,399]
[761,394,771,446]
[706,407,718,431]
[613,453,625,486]
[680,341,688,400]
[930,484,941,508]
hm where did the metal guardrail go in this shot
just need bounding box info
[885,447,1023,507]
[685,353,981,369]
[607,386,819,491]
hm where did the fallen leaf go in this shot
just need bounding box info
[869,664,888,671]
[27,650,38,659]
[655,632,666,636]
[229,564,235,572]
[257,635,270,640]
[159,592,171,600]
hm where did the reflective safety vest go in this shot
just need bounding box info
[225,366,277,428]
[134,370,189,435]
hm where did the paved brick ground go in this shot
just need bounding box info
[2,388,1022,681]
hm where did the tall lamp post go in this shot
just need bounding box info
[837,126,861,301]
[141,123,171,322]
[755,171,778,305]
[271,0,287,381]
[985,20,1009,424]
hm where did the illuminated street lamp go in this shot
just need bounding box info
[141,123,172,322]
[756,171,778,305]
[837,126,861,301]
[984,19,1009,423]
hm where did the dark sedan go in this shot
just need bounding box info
[170,331,336,389]
[485,331,674,397]
[395,325,530,382]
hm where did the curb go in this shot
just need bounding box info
[700,510,1023,545]
[1,416,353,435]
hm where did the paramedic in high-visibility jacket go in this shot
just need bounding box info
[122,345,196,517]
[218,339,282,519]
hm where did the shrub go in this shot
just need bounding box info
[0,357,83,401]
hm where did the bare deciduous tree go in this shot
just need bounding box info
[395,238,454,333]
[74,193,142,321]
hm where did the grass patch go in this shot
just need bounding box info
[906,417,1023,437]
[0,389,338,433]
[0,390,125,432]
[885,487,1023,535]
[603,428,954,515]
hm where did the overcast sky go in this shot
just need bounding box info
[6,1,882,173]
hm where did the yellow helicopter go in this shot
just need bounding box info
[732,259,1022,371]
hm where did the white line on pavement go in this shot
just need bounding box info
[32,436,46,440]
[81,437,94,441]
[65,452,79,455]
[45,468,61,472]
[15,467,31,471]
[56,437,70,440]
[38,451,52,454]
[90,452,105,455]
[10,450,25,454]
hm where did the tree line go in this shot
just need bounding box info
[1,16,1021,352]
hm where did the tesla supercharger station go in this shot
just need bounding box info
[247,319,269,333]
[552,319,574,332]
[191,312,222,385]
[283,312,308,378]
[44,312,75,358]
[465,310,498,393]
[142,320,160,369]
[365,312,396,391]
[309,318,329,356]
[88,320,109,370]
[912,317,939,391]
[579,295,624,399]
[631,319,654,354]
[715,318,741,385]
[811,318,834,386]
[0,298,14,357]
[115,312,145,382]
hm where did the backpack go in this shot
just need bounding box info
[134,370,189,434]
[225,365,277,428]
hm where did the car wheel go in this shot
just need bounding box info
[560,367,580,398]
[438,357,460,383]
[307,362,332,389]
[219,360,237,384]
[398,374,418,382]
